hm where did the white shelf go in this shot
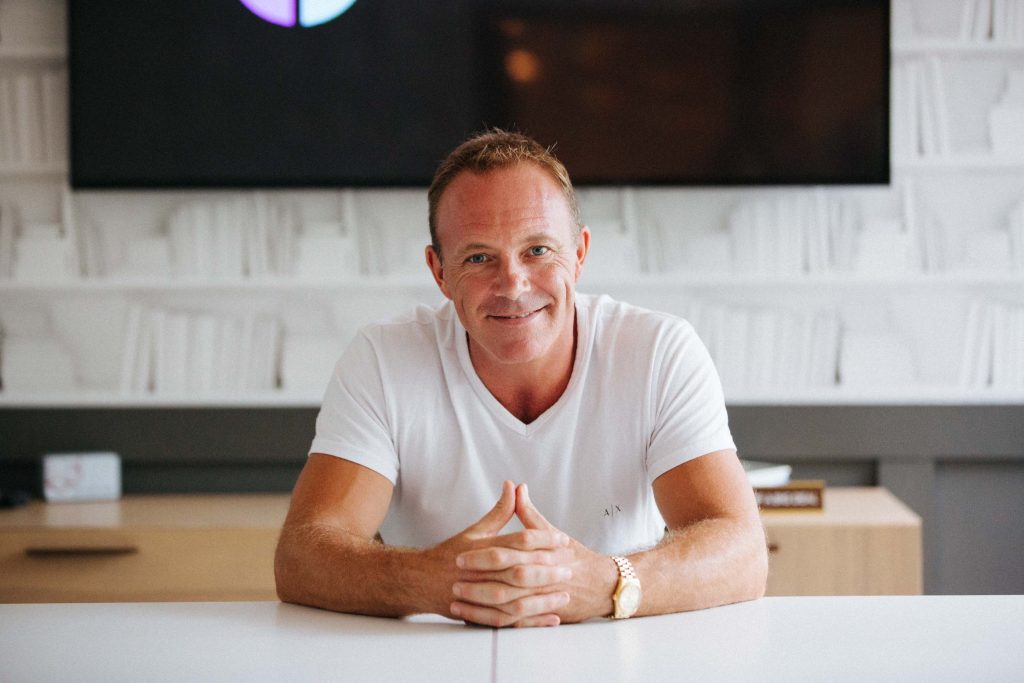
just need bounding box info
[0,162,68,177]
[3,272,1023,295]
[593,272,1024,288]
[893,40,1024,56]
[0,45,66,62]
[3,387,1022,408]
[0,391,324,409]
[725,387,1024,406]
[893,156,1024,172]
[0,276,440,294]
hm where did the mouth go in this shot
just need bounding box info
[487,306,546,322]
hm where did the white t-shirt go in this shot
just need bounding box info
[310,293,735,555]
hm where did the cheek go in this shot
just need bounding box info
[547,258,578,284]
[450,270,487,300]
[529,266,571,299]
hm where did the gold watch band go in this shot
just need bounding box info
[611,555,641,619]
[612,555,638,581]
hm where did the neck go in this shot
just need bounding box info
[469,312,578,424]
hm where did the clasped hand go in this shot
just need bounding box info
[438,480,613,628]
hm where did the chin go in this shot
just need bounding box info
[480,335,554,365]
[488,343,548,365]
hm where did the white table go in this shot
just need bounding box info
[0,602,491,682]
[2,597,1022,682]
[496,596,1024,682]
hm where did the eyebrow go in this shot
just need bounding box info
[456,243,493,256]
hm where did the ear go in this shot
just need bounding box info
[573,226,591,281]
[425,245,452,300]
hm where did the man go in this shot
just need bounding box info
[275,130,767,627]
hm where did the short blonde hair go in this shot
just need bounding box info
[427,128,581,258]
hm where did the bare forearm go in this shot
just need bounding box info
[274,523,452,618]
[630,516,767,616]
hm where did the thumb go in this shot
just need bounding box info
[515,483,555,531]
[465,479,516,537]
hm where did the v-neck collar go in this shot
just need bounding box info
[454,297,591,437]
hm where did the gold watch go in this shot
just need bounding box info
[610,555,641,619]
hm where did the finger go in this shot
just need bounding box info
[489,528,569,552]
[458,563,573,588]
[452,580,539,607]
[451,602,560,628]
[451,592,570,627]
[515,483,556,531]
[511,614,561,628]
[457,546,569,572]
[464,480,516,537]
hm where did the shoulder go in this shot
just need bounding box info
[337,301,456,388]
[357,300,454,353]
[582,293,700,352]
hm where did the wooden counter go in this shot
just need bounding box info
[0,495,289,603]
[1,487,922,603]
[761,487,922,595]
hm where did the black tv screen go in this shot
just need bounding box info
[69,0,889,188]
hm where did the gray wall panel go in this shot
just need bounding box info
[935,461,1024,595]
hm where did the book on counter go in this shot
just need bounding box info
[754,480,826,512]
[741,459,793,488]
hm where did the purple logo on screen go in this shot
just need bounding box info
[240,0,358,28]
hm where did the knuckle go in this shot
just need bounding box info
[528,529,549,547]
[510,565,531,584]
[552,592,570,609]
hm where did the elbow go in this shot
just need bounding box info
[732,520,769,603]
[274,568,292,605]
[273,533,300,604]
[751,552,768,600]
[748,524,769,600]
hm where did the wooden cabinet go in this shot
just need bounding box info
[1,488,922,603]
[0,495,289,603]
[762,487,923,596]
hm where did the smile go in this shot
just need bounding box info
[488,308,544,322]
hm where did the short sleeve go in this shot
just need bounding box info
[645,319,736,482]
[308,329,399,484]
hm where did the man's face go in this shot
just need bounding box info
[426,162,590,370]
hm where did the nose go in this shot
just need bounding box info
[493,257,530,298]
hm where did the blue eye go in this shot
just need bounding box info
[529,246,549,256]
[466,254,487,264]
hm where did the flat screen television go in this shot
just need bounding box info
[69,0,889,188]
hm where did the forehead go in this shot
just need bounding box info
[435,163,575,249]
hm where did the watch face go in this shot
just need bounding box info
[620,583,640,613]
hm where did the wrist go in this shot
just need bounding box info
[601,555,619,618]
[582,548,621,620]
[569,550,620,621]
[417,543,461,618]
